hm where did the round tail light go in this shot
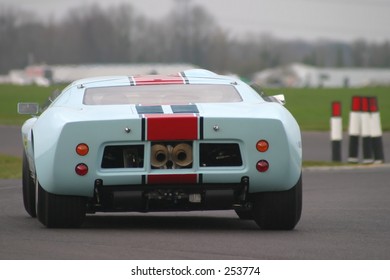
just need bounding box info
[256,160,269,172]
[76,143,89,156]
[256,140,269,152]
[75,163,88,176]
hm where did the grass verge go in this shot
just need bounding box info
[0,84,63,126]
[0,154,22,179]
[265,87,390,131]
[302,161,357,168]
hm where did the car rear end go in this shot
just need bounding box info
[36,102,301,214]
[31,71,302,229]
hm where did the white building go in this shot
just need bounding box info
[5,63,197,85]
[252,63,390,88]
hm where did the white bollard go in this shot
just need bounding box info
[369,97,385,163]
[348,96,361,163]
[361,97,374,164]
[330,101,342,162]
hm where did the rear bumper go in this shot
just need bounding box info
[88,178,249,213]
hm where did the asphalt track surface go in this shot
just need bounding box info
[1,126,390,259]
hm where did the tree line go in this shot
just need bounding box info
[1,3,390,77]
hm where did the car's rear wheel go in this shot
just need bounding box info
[36,183,87,228]
[252,174,302,230]
[22,152,36,217]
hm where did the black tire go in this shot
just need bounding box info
[252,174,302,230]
[22,152,36,217]
[234,208,253,220]
[37,183,87,228]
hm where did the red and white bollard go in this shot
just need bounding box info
[348,96,361,163]
[361,97,374,164]
[331,101,342,162]
[369,97,385,163]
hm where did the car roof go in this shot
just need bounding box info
[54,69,265,107]
[68,69,238,89]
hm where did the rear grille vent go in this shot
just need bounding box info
[200,143,242,167]
[102,145,144,168]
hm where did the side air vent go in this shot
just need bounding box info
[102,145,144,168]
[200,143,242,167]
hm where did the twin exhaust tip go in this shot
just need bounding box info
[151,143,193,169]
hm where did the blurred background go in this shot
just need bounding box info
[1,0,390,86]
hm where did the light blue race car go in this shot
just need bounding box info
[19,69,302,229]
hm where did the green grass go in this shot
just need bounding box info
[302,161,353,167]
[0,84,63,125]
[265,87,390,131]
[0,154,22,179]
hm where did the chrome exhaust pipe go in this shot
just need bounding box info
[151,144,169,168]
[172,143,193,167]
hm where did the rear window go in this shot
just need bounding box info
[83,84,242,105]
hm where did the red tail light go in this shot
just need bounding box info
[256,160,269,172]
[75,163,88,176]
[76,143,89,156]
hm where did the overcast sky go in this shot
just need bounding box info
[1,0,390,42]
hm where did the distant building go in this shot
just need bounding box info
[4,63,197,86]
[252,63,390,88]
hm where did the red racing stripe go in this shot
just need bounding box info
[133,74,185,85]
[147,174,198,184]
[146,114,198,141]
